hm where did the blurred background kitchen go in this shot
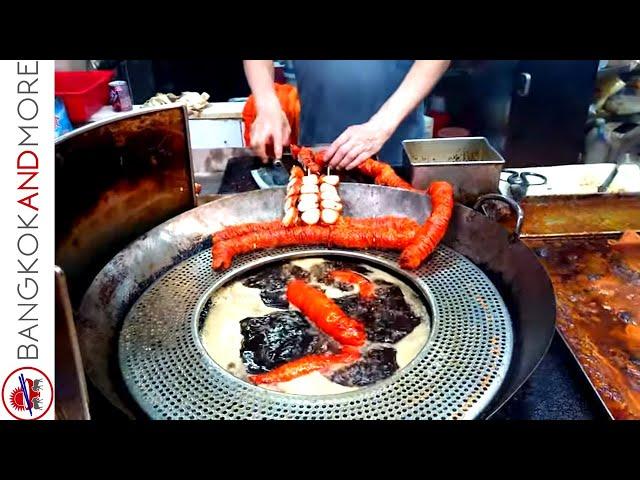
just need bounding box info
[55,59,640,197]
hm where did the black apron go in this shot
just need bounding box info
[292,60,425,167]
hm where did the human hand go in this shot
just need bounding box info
[250,98,291,162]
[324,119,393,170]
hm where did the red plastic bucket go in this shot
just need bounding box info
[55,70,115,124]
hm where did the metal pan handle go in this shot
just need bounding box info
[473,193,524,242]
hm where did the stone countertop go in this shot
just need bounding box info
[88,102,246,123]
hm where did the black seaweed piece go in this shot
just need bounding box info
[335,284,421,343]
[241,263,309,308]
[240,310,338,374]
[331,347,399,387]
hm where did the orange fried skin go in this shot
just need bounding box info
[328,270,376,299]
[286,279,367,346]
[289,165,305,179]
[399,181,454,270]
[211,218,418,271]
[293,145,324,174]
[357,158,416,191]
[212,220,282,243]
[248,350,361,385]
[211,145,452,272]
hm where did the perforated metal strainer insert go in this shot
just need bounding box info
[119,246,513,419]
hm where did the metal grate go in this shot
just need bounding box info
[119,246,513,419]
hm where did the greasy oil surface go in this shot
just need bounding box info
[503,196,640,236]
[200,257,430,395]
[529,238,640,419]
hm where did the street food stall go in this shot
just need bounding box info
[53,60,640,420]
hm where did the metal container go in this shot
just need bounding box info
[403,137,505,205]
[499,192,640,239]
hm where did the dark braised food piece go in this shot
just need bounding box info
[240,310,337,374]
[335,283,421,343]
[241,263,309,308]
[331,347,399,386]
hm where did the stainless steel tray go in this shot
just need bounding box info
[403,137,505,205]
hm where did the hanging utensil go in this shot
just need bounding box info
[502,170,547,202]
[251,146,294,188]
[597,164,621,193]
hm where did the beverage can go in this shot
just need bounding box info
[109,80,133,112]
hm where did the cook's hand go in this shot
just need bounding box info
[325,120,393,170]
[250,100,291,162]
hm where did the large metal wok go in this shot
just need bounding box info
[76,184,556,419]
